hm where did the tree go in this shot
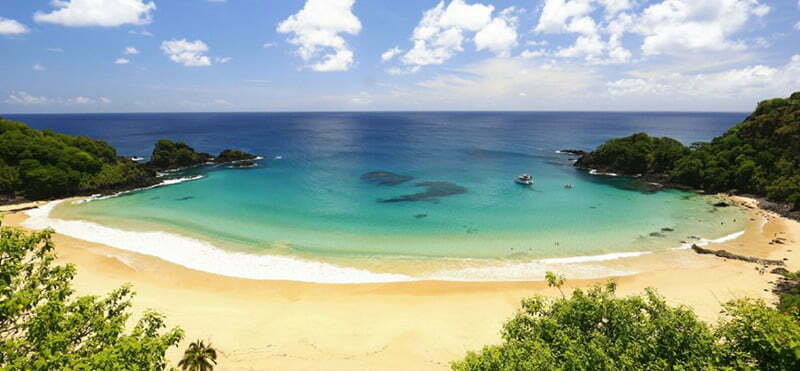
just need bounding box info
[0,227,184,369]
[178,340,218,371]
[452,274,800,370]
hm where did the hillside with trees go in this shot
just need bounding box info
[575,92,800,211]
[0,118,257,203]
[0,118,158,201]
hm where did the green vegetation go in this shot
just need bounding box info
[179,340,218,371]
[0,119,260,202]
[148,139,212,171]
[0,226,184,369]
[214,149,256,163]
[453,275,800,371]
[776,270,800,321]
[148,140,257,170]
[0,118,157,200]
[575,133,688,175]
[576,91,800,209]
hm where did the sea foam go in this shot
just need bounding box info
[75,175,204,204]
[24,201,413,284]
[22,201,749,284]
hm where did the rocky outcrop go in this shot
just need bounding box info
[214,149,257,164]
[691,244,784,266]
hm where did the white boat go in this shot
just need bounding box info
[515,174,534,185]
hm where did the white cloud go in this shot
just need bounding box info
[348,92,372,105]
[68,96,94,105]
[216,57,232,64]
[212,99,234,107]
[533,0,631,64]
[795,22,800,31]
[6,92,114,106]
[115,58,130,64]
[386,66,421,75]
[0,17,29,35]
[46,48,64,52]
[124,46,139,55]
[381,47,403,62]
[607,54,800,99]
[129,29,153,36]
[400,1,518,67]
[597,0,633,16]
[634,0,770,55]
[160,39,212,67]
[396,57,601,107]
[6,91,49,105]
[534,0,594,33]
[262,42,276,48]
[520,49,549,58]
[34,0,156,27]
[32,64,45,71]
[474,9,519,57]
[277,0,361,72]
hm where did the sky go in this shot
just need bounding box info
[1,0,799,113]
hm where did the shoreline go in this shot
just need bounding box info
[18,197,748,283]
[2,195,799,369]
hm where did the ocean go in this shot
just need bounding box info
[9,111,750,282]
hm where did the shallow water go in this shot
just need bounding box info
[12,112,749,280]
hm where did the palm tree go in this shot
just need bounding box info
[178,340,218,371]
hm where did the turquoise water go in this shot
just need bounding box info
[14,111,749,267]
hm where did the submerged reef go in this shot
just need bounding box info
[379,181,467,203]
[361,171,414,186]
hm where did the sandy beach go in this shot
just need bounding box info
[2,195,799,370]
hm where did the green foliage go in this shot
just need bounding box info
[0,118,156,200]
[577,133,688,175]
[214,149,255,164]
[148,139,212,170]
[0,227,184,369]
[178,340,218,371]
[453,275,800,371]
[716,299,800,370]
[777,270,800,321]
[579,92,800,208]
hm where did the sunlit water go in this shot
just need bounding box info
[11,112,749,281]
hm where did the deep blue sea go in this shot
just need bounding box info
[8,112,751,282]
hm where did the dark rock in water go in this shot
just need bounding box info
[379,181,467,203]
[230,160,257,168]
[661,227,675,232]
[649,232,666,238]
[215,149,257,163]
[713,201,731,207]
[414,213,428,219]
[361,171,414,186]
[691,244,784,266]
[176,196,194,201]
[559,149,587,156]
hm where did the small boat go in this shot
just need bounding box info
[130,156,145,162]
[515,174,534,186]
[564,184,574,189]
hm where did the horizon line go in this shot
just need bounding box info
[1,109,752,115]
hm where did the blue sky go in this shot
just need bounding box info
[1,0,799,113]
